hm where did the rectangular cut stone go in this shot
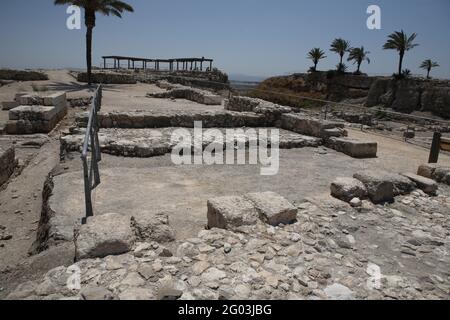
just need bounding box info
[281,113,345,138]
[9,105,57,121]
[244,192,297,226]
[207,196,259,230]
[75,213,135,261]
[401,173,438,195]
[18,92,66,109]
[0,145,16,186]
[2,101,19,111]
[327,137,377,158]
[354,170,394,204]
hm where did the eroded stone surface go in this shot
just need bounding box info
[245,192,297,226]
[330,177,368,202]
[353,171,394,204]
[75,213,135,261]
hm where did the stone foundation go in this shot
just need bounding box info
[5,92,68,134]
[75,110,271,129]
[280,113,347,139]
[326,137,377,158]
[148,84,223,105]
[61,128,321,158]
[77,72,137,84]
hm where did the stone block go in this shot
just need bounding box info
[10,105,58,121]
[281,114,345,139]
[401,173,438,195]
[2,101,19,110]
[418,163,450,185]
[244,192,297,226]
[75,213,135,261]
[131,213,175,243]
[330,177,368,202]
[353,171,394,204]
[207,196,259,230]
[327,137,377,158]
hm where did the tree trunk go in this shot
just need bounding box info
[357,62,361,73]
[84,10,96,86]
[314,61,318,72]
[398,52,404,76]
[340,54,343,65]
[86,26,93,85]
[427,68,430,79]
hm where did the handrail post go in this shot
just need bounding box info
[428,131,441,163]
[81,85,102,225]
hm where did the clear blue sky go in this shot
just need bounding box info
[0,0,449,79]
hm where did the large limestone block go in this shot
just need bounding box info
[281,114,344,138]
[2,101,19,111]
[75,213,135,261]
[207,196,259,230]
[381,172,416,196]
[401,173,438,195]
[418,163,450,185]
[244,192,297,226]
[9,105,58,121]
[353,171,394,204]
[327,137,377,158]
[330,177,368,202]
[131,213,175,243]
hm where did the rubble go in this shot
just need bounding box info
[8,188,450,300]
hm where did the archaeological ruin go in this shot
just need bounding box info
[1,66,449,303]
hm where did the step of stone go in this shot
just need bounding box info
[326,137,377,158]
[18,92,66,108]
[1,101,19,111]
[9,105,58,121]
[280,113,346,139]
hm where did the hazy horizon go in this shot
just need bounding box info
[1,0,449,80]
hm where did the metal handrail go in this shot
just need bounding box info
[81,85,103,224]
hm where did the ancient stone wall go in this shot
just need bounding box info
[148,84,223,105]
[77,72,137,84]
[0,69,48,81]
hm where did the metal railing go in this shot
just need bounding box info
[81,85,103,224]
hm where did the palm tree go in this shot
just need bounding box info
[383,30,418,76]
[330,38,351,65]
[54,0,134,85]
[420,59,439,79]
[347,46,371,73]
[307,48,327,72]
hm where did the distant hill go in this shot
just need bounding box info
[229,73,267,83]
